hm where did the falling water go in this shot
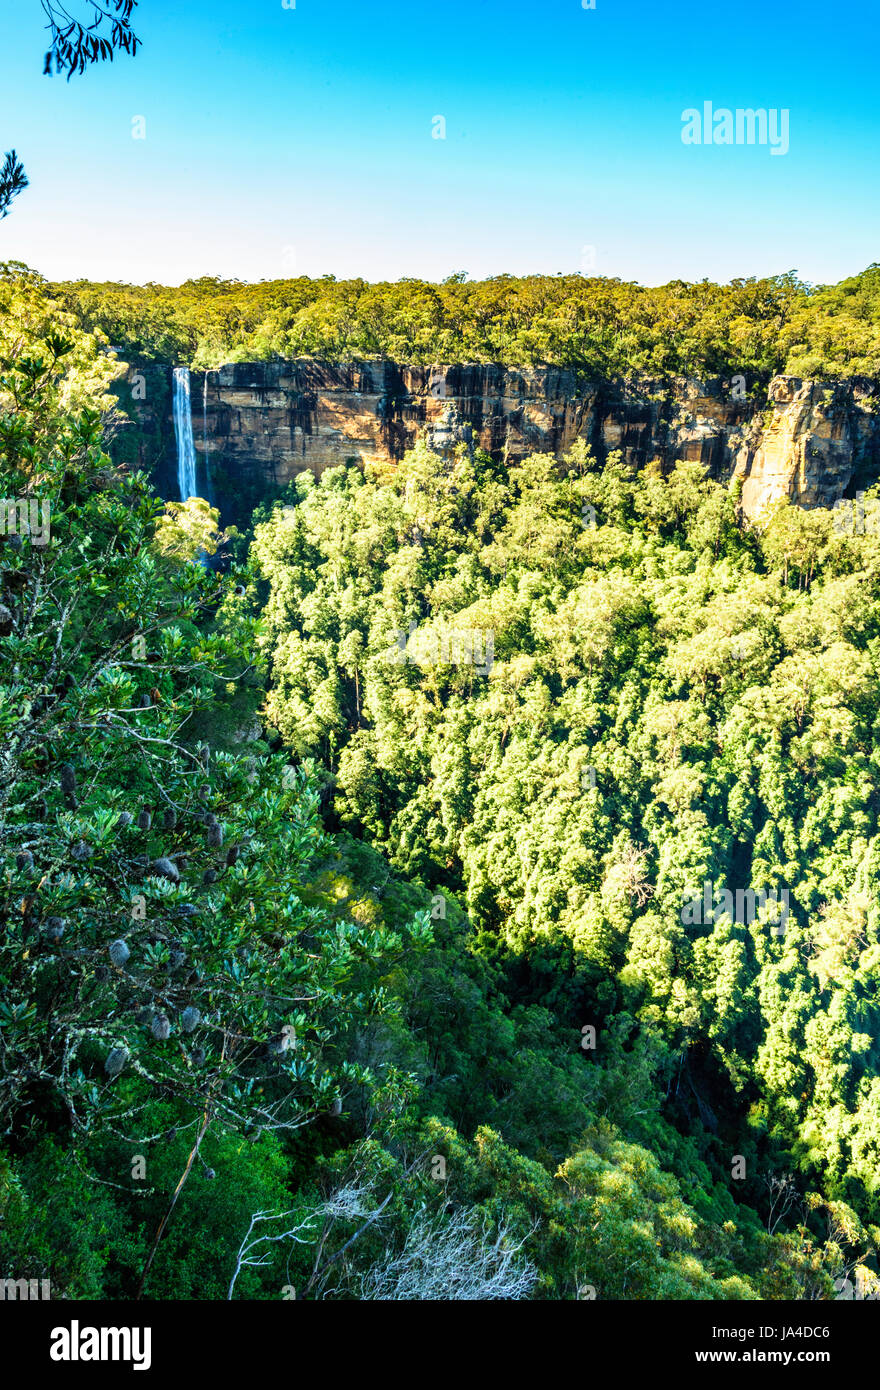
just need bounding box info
[172,366,198,502]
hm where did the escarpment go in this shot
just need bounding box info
[113,358,880,528]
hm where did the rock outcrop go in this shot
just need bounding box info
[114,359,880,528]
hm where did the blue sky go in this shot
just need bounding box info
[0,0,877,286]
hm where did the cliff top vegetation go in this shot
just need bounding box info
[34,261,880,381]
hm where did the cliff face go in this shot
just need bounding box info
[115,359,880,527]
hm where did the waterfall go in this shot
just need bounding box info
[172,366,198,502]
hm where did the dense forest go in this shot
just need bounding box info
[2,259,880,1301]
[48,262,880,382]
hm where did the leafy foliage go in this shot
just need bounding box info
[0,153,28,221]
[48,264,880,380]
[247,438,880,1266]
[41,0,141,79]
[2,268,879,1301]
[0,269,428,1295]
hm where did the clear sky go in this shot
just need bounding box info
[0,0,877,287]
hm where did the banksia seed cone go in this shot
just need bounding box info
[151,856,180,884]
[108,938,130,967]
[105,1046,129,1078]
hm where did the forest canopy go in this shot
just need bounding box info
[2,265,880,1302]
[46,263,880,381]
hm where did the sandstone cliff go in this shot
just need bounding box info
[113,359,880,528]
